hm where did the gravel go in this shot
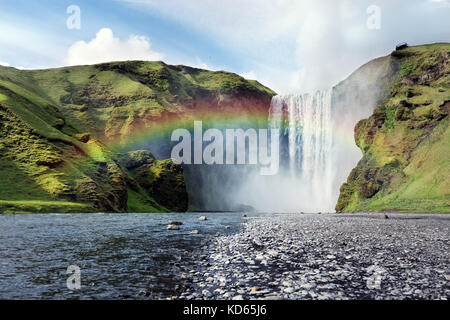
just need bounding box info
[174,213,450,300]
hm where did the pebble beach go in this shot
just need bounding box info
[175,213,450,300]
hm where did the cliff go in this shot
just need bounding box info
[336,43,450,213]
[0,61,275,213]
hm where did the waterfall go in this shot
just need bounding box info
[268,90,335,211]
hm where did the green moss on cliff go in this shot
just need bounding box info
[0,101,132,213]
[336,43,450,213]
[4,61,275,142]
[0,98,187,213]
[0,61,268,213]
[117,150,188,212]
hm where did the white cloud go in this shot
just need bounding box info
[193,61,209,70]
[65,28,163,66]
[119,0,450,94]
[429,0,450,6]
[122,0,305,46]
[240,71,257,80]
[0,61,27,69]
[190,57,216,71]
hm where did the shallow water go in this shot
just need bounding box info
[0,212,248,299]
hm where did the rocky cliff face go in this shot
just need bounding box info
[336,43,450,213]
[0,101,185,213]
[117,150,188,212]
[0,61,274,213]
[30,61,274,145]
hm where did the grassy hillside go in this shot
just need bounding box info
[336,43,450,213]
[0,61,274,141]
[0,61,274,213]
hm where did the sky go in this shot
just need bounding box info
[0,0,449,93]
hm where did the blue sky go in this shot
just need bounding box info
[1,0,450,93]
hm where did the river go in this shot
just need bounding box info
[0,211,247,299]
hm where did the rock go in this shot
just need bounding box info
[300,283,313,290]
[199,216,207,221]
[242,214,248,217]
[137,289,147,296]
[202,289,212,298]
[118,150,155,169]
[232,295,244,300]
[262,295,283,300]
[168,220,183,225]
[284,287,295,293]
[167,224,180,230]
[53,118,65,128]
[74,133,91,143]
[223,292,234,298]
[383,214,389,219]
[267,250,279,257]
[118,152,188,212]
[173,211,450,300]
[35,157,64,168]
[335,46,450,213]
[190,229,199,234]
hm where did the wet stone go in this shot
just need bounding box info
[171,213,450,300]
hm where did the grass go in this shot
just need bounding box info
[0,83,78,144]
[126,189,165,213]
[0,200,93,214]
[337,43,450,213]
[3,60,266,213]
[18,61,275,143]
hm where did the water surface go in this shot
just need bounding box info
[0,212,246,299]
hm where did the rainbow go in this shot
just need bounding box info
[102,107,358,155]
[105,106,271,153]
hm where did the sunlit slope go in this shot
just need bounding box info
[0,61,274,213]
[9,61,274,141]
[336,43,450,213]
